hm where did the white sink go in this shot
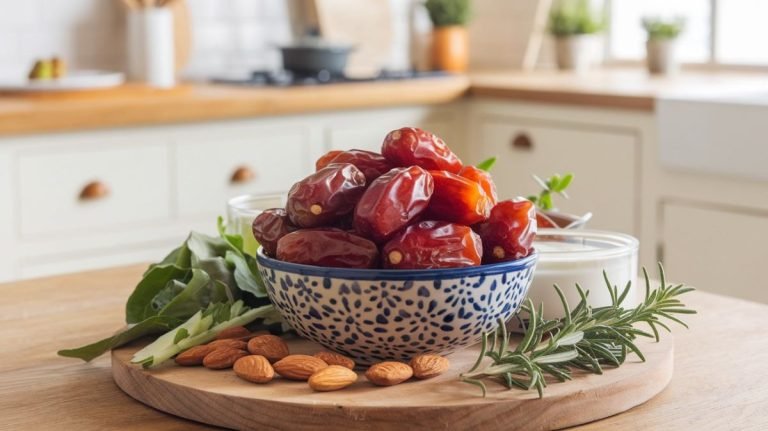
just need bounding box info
[657,93,768,182]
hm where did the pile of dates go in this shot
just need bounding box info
[252,127,536,270]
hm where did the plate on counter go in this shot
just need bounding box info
[0,70,125,92]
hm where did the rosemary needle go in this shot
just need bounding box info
[460,263,696,398]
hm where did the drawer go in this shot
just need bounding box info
[18,144,171,238]
[478,118,638,234]
[175,128,312,217]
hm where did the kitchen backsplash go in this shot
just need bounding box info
[0,0,417,80]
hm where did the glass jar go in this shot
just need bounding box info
[226,194,284,256]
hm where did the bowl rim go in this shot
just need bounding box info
[256,248,538,281]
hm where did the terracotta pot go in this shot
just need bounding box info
[431,26,468,72]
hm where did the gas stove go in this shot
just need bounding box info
[212,69,451,87]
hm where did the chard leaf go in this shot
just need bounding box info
[227,251,267,298]
[57,315,177,362]
[125,265,190,324]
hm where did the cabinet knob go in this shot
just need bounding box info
[79,181,110,201]
[231,166,256,184]
[511,133,533,151]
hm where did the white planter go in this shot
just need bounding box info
[646,39,679,75]
[554,35,601,73]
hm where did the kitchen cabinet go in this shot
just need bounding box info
[661,202,768,303]
[0,105,461,282]
[469,100,642,236]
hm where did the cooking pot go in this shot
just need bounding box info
[279,40,354,75]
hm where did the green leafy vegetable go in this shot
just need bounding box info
[461,264,695,397]
[527,173,574,211]
[58,221,281,362]
[475,157,497,172]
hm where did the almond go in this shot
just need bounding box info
[365,361,413,386]
[308,365,358,391]
[314,351,355,370]
[175,344,216,366]
[233,355,274,383]
[409,354,450,379]
[273,355,328,380]
[203,348,247,369]
[247,335,290,362]
[208,339,248,350]
[216,326,251,340]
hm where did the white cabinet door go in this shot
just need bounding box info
[662,203,768,303]
[175,126,313,218]
[18,144,171,238]
[479,118,638,234]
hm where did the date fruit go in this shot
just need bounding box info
[286,163,366,228]
[474,199,537,263]
[382,221,482,269]
[315,150,343,171]
[276,228,379,268]
[381,127,462,173]
[353,166,434,243]
[459,165,498,206]
[323,149,392,183]
[252,208,297,256]
[425,171,493,225]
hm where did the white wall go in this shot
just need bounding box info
[0,0,419,80]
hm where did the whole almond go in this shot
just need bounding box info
[216,326,251,340]
[247,335,290,362]
[203,348,247,369]
[175,344,216,366]
[365,362,413,386]
[409,354,450,379]
[233,355,274,383]
[308,365,358,392]
[208,339,248,350]
[314,351,355,370]
[273,355,328,380]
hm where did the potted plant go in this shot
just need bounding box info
[548,0,605,73]
[425,0,471,72]
[643,17,685,75]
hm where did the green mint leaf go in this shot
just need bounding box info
[476,156,497,172]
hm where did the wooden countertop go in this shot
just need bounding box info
[4,69,768,137]
[1,265,766,430]
[470,69,768,111]
[0,76,470,137]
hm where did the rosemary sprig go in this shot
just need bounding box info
[460,263,695,397]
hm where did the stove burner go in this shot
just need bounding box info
[212,70,451,87]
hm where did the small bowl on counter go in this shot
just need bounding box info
[256,249,538,364]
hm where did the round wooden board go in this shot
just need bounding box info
[112,336,673,431]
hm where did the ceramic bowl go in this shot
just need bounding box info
[256,249,538,363]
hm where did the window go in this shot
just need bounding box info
[608,0,768,66]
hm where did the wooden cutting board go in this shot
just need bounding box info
[112,335,673,431]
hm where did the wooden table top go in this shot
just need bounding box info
[1,264,767,430]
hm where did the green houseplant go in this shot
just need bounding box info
[642,17,685,75]
[548,0,605,73]
[424,0,471,72]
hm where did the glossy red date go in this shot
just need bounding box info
[276,228,379,269]
[251,208,297,257]
[353,166,434,243]
[381,127,462,173]
[474,199,537,263]
[382,221,482,269]
[323,149,392,183]
[315,150,343,171]
[425,170,493,225]
[459,165,498,206]
[286,163,366,228]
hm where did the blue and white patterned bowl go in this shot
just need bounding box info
[257,249,538,364]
